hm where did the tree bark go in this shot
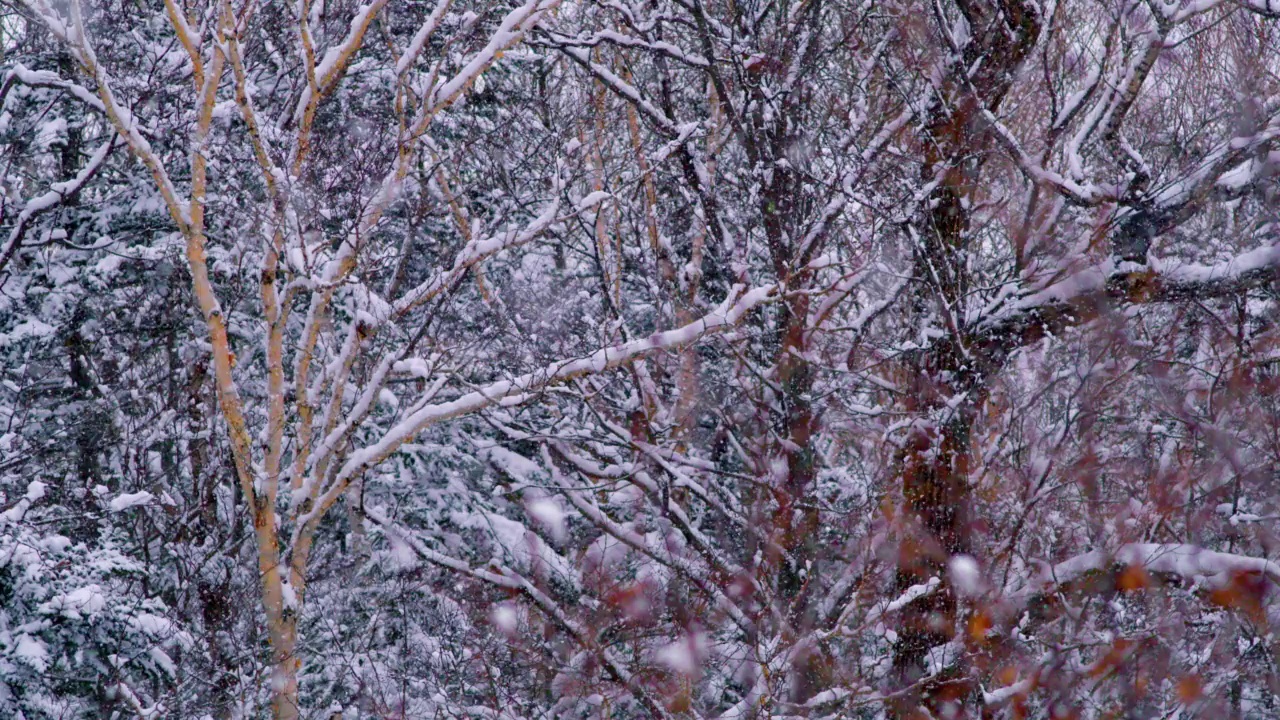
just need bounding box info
[890,1,1040,715]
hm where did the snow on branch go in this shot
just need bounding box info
[390,191,563,317]
[0,137,117,278]
[3,63,107,114]
[1032,543,1280,591]
[305,284,780,524]
[425,0,562,114]
[965,236,1280,370]
[290,0,391,132]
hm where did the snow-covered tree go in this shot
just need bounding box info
[5,0,1280,717]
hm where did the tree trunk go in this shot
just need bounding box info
[890,2,1041,715]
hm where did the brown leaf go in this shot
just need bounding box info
[968,612,992,643]
[1176,675,1203,704]
[1117,564,1150,591]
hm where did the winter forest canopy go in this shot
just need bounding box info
[4,0,1280,716]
